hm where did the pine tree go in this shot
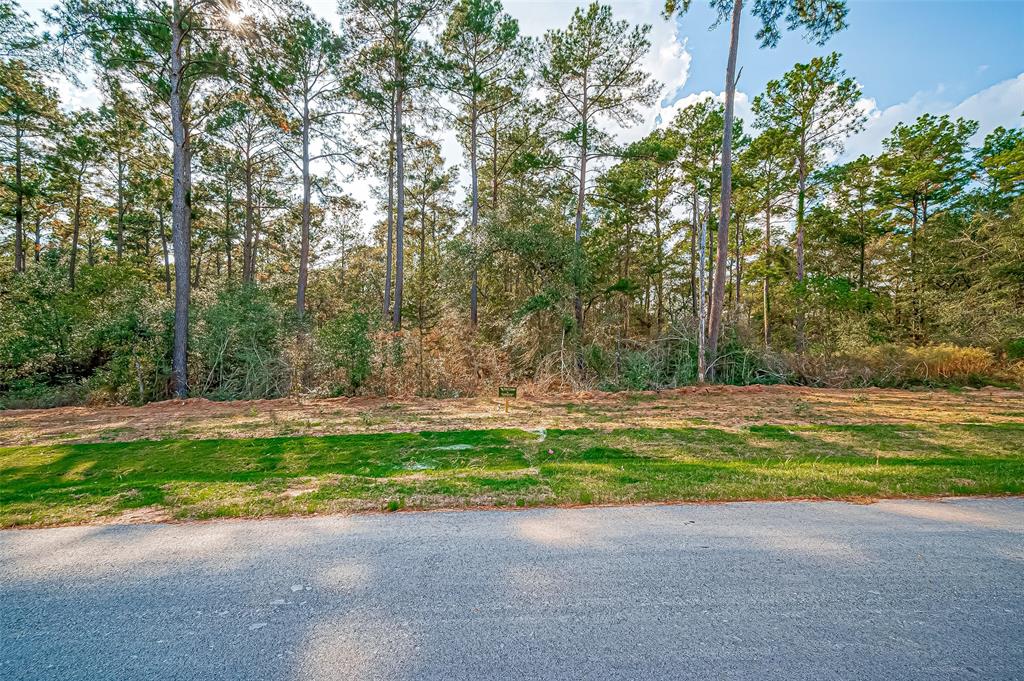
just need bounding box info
[539,2,658,344]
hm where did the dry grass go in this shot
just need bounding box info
[792,344,1024,388]
[1,385,1022,449]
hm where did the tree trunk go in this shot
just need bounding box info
[910,195,919,342]
[14,128,24,273]
[383,91,395,319]
[243,157,254,283]
[223,175,232,281]
[654,193,664,335]
[170,0,192,399]
[252,200,262,277]
[734,212,742,307]
[574,93,588,337]
[763,205,771,347]
[116,150,125,262]
[159,204,171,296]
[794,159,807,352]
[858,210,865,288]
[418,207,426,395]
[419,200,426,340]
[33,212,41,262]
[690,192,697,316]
[469,102,479,328]
[392,85,405,331]
[69,182,82,289]
[707,0,742,380]
[491,116,499,208]
[623,221,632,337]
[296,100,311,317]
[697,200,707,382]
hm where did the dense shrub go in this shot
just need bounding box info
[2,263,1018,407]
[788,344,1021,388]
[0,260,172,406]
[317,307,373,394]
[365,311,506,397]
[192,285,289,400]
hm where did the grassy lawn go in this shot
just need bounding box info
[1,423,1022,528]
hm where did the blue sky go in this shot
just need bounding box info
[23,0,1023,139]
[674,0,1024,110]
[20,0,1024,221]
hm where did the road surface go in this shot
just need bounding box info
[2,499,1022,680]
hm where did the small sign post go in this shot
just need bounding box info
[498,386,516,414]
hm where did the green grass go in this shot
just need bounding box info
[1,423,1022,528]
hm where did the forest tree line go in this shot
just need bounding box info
[1,0,1022,406]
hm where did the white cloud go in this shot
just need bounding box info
[624,26,693,143]
[949,73,1024,138]
[656,89,753,132]
[844,73,1024,160]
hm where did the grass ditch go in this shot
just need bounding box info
[1,423,1022,528]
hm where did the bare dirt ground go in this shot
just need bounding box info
[2,384,1022,446]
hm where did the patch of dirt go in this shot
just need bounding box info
[108,505,173,525]
[280,477,324,499]
[1,385,1021,446]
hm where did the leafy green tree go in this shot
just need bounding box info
[348,27,399,322]
[402,137,457,391]
[953,196,1024,346]
[249,2,353,317]
[814,154,881,288]
[736,127,796,346]
[539,1,659,336]
[876,113,978,340]
[319,307,372,393]
[474,99,562,339]
[22,160,56,263]
[198,142,241,281]
[49,111,101,289]
[977,126,1024,209]
[97,77,147,263]
[593,131,678,337]
[1,0,43,61]
[207,93,283,284]
[753,52,865,349]
[593,151,649,337]
[670,98,725,320]
[663,0,849,371]
[345,0,451,330]
[629,131,679,335]
[53,0,235,397]
[436,0,529,327]
[0,59,59,272]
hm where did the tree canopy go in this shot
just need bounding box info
[0,0,1021,406]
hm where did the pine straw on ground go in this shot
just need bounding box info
[1,384,1022,446]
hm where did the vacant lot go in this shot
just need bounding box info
[3,385,1023,446]
[1,386,1022,528]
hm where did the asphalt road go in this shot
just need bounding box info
[2,498,1022,680]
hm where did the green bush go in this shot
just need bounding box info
[621,350,655,391]
[318,307,373,394]
[193,286,288,400]
[1006,338,1024,361]
[0,261,171,406]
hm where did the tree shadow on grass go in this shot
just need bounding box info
[2,424,1020,526]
